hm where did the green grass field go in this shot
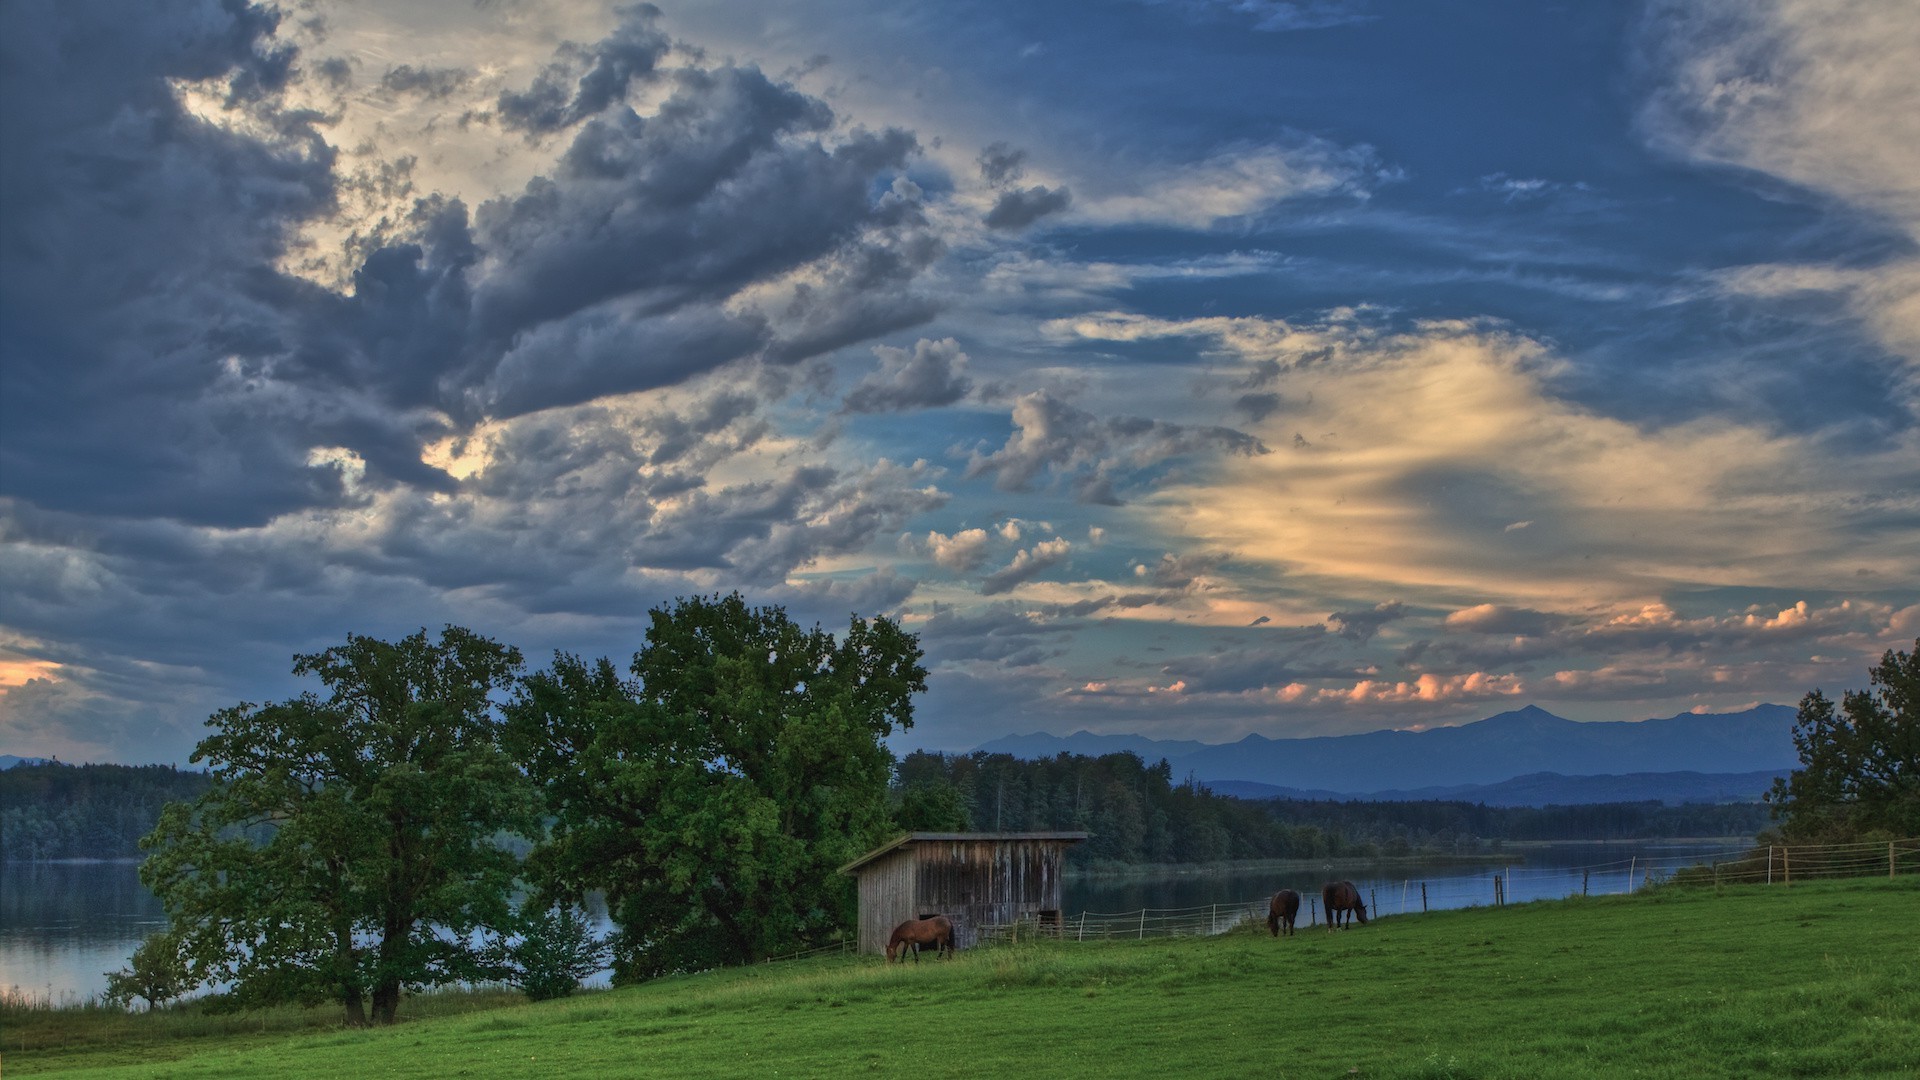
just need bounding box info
[7,878,1917,1078]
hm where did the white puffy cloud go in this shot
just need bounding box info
[980,537,1073,595]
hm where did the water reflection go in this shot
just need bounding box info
[1061,841,1749,922]
[0,861,167,1003]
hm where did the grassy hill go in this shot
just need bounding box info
[8,878,1917,1078]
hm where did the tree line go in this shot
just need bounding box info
[0,762,212,861]
[125,595,924,1024]
[891,750,1772,865]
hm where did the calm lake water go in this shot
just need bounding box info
[1,840,1747,1003]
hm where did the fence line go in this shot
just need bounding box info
[970,836,1919,947]
[761,940,853,965]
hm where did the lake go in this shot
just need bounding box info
[0,840,1749,1003]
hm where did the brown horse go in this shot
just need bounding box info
[1322,880,1368,928]
[1267,889,1301,937]
[886,915,955,962]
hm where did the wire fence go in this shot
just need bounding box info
[969,836,1920,947]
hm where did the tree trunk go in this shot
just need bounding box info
[372,980,401,1025]
[336,917,368,1027]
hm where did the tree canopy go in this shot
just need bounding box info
[505,593,925,981]
[1767,639,1920,841]
[141,627,541,1025]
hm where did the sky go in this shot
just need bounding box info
[2,0,1917,766]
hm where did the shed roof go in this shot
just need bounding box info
[838,831,1090,875]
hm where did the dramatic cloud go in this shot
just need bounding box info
[1328,601,1408,643]
[980,537,1073,595]
[1639,0,1920,370]
[843,338,974,413]
[966,391,1268,504]
[985,185,1073,230]
[5,0,1917,762]
[495,5,673,134]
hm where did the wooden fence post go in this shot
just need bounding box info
[1892,840,1898,880]
[1784,846,1791,887]
[1370,888,1377,919]
[1628,856,1636,894]
[1767,845,1774,885]
[1309,897,1318,927]
[1138,909,1146,939]
[1421,882,1428,913]
[1582,869,1589,896]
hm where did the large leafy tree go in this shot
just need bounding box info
[1767,639,1920,841]
[505,594,925,981]
[142,627,540,1025]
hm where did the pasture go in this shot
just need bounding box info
[7,878,1916,1078]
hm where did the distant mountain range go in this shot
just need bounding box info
[0,755,49,770]
[1202,769,1784,807]
[972,704,1799,806]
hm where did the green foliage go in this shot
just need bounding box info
[0,763,212,861]
[102,931,192,1010]
[1768,639,1920,841]
[890,777,970,831]
[505,594,926,982]
[488,903,609,1002]
[140,627,542,1026]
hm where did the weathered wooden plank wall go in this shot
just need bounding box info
[912,838,1067,949]
[856,848,919,954]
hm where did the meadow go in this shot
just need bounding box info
[5,878,1915,1079]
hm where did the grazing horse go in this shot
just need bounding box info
[886,915,955,962]
[1322,880,1368,928]
[1267,889,1301,937]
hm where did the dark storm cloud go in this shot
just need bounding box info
[842,337,974,413]
[966,391,1269,504]
[918,605,1068,667]
[985,185,1072,230]
[1234,392,1283,422]
[1152,633,1341,694]
[977,142,1028,186]
[380,65,472,100]
[2,2,942,529]
[495,4,672,134]
[1141,550,1230,589]
[1327,600,1408,642]
[0,0,340,526]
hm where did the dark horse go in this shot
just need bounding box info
[1322,880,1368,928]
[1267,889,1301,937]
[886,915,955,962]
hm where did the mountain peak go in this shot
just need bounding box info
[1469,704,1570,728]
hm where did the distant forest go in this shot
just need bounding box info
[0,761,212,860]
[0,751,1771,864]
[893,751,1773,865]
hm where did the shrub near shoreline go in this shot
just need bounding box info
[8,877,1916,1079]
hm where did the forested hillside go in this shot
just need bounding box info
[0,749,1772,865]
[893,751,1771,865]
[0,762,212,860]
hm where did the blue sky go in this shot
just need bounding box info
[2,0,1916,764]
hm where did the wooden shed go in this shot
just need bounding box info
[840,831,1088,954]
